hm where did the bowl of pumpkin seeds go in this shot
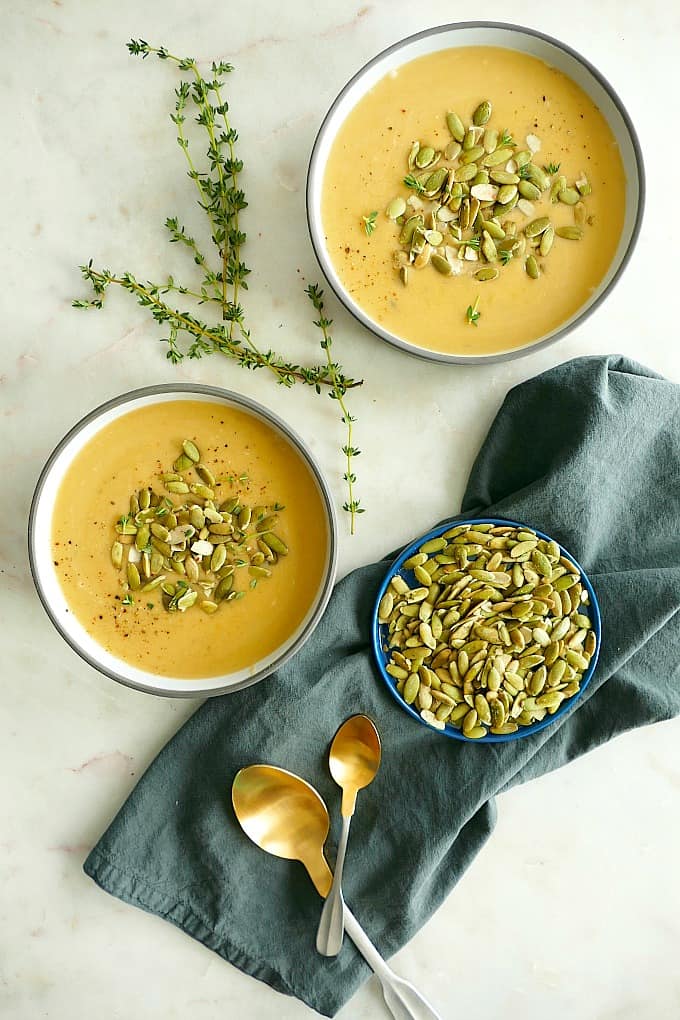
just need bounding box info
[372,519,601,741]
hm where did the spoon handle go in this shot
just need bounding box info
[343,908,443,1020]
[315,814,351,956]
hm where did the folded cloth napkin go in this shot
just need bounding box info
[84,354,680,1017]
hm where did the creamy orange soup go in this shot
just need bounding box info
[322,47,626,356]
[52,401,328,678]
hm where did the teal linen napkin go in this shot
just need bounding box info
[84,355,680,1017]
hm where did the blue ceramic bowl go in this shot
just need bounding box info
[371,518,601,742]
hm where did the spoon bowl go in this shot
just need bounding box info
[232,764,332,896]
[329,715,382,816]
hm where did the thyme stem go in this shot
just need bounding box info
[306,285,364,533]
[76,266,361,393]
[172,83,223,300]
[141,45,262,365]
[74,40,363,400]
[213,77,240,330]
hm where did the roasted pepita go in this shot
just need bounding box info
[556,225,583,240]
[472,100,492,126]
[110,439,289,614]
[446,111,465,142]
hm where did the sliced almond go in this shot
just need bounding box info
[191,539,214,557]
[413,244,432,269]
[470,183,499,202]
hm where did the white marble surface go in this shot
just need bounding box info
[2,1,679,1017]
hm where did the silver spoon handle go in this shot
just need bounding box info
[343,907,444,1020]
[315,815,351,956]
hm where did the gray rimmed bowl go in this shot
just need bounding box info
[28,384,338,698]
[306,21,645,365]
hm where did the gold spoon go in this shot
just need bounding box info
[316,714,381,957]
[232,764,443,1020]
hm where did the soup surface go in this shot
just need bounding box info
[52,400,329,678]
[322,46,626,356]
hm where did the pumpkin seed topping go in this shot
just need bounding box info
[376,97,592,310]
[109,440,289,614]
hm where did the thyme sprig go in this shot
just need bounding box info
[75,265,352,389]
[466,297,481,327]
[403,173,427,195]
[362,211,378,236]
[73,40,364,531]
[306,285,364,533]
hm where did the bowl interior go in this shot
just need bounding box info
[308,22,643,363]
[30,386,337,697]
[371,517,601,742]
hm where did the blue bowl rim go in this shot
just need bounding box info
[371,517,602,743]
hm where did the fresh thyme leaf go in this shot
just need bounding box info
[122,594,134,606]
[544,162,561,174]
[465,237,481,251]
[498,248,513,266]
[403,173,426,195]
[466,297,481,327]
[500,130,514,146]
[73,40,364,531]
[362,211,378,236]
[518,164,532,180]
[306,284,363,535]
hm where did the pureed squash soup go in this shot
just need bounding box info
[321,46,626,356]
[51,400,329,679]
